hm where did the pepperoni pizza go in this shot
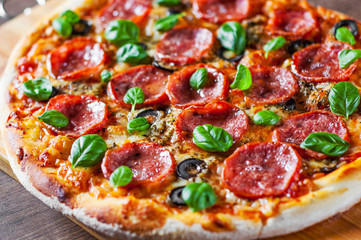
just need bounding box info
[3,0,361,239]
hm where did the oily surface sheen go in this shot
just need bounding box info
[223,142,301,198]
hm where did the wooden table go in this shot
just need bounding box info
[1,0,361,239]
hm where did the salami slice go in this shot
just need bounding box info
[175,101,249,143]
[246,65,298,105]
[291,41,357,82]
[107,65,170,108]
[155,26,215,66]
[193,0,264,24]
[166,64,229,109]
[266,9,318,40]
[45,95,108,138]
[223,142,301,198]
[98,0,152,27]
[48,37,107,81]
[101,142,175,187]
[273,110,349,159]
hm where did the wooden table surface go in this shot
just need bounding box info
[1,0,361,240]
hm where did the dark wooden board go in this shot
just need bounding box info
[0,0,361,239]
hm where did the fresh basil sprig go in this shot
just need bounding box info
[60,10,80,24]
[300,132,349,157]
[217,21,246,55]
[329,82,360,119]
[38,110,69,128]
[127,117,150,133]
[105,20,139,46]
[156,0,181,6]
[263,36,286,59]
[182,182,217,212]
[109,166,133,187]
[155,13,185,32]
[336,27,356,45]
[338,49,361,69]
[230,64,252,90]
[101,69,112,83]
[190,68,208,90]
[193,124,233,152]
[123,87,145,112]
[22,77,53,101]
[116,43,148,64]
[70,134,107,168]
[52,10,80,37]
[253,110,281,126]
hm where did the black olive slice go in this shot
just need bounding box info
[152,61,175,72]
[169,186,186,206]
[288,40,313,55]
[50,87,58,98]
[72,19,92,36]
[167,9,181,15]
[137,42,148,50]
[283,98,296,110]
[332,19,359,37]
[136,109,160,119]
[217,47,244,63]
[177,158,206,180]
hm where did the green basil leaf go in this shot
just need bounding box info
[189,68,208,90]
[60,10,80,24]
[253,110,281,126]
[101,69,112,83]
[336,27,356,45]
[123,87,145,112]
[38,110,69,128]
[182,182,217,212]
[263,36,286,59]
[217,21,246,55]
[116,43,148,64]
[156,0,181,6]
[70,134,107,168]
[329,82,360,119]
[230,64,252,90]
[300,132,350,157]
[338,49,361,69]
[127,117,150,133]
[52,17,73,37]
[154,13,185,32]
[109,166,133,187]
[22,77,53,101]
[193,124,233,152]
[105,20,139,46]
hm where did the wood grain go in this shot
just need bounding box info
[1,0,361,239]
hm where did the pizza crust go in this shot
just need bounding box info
[1,0,361,239]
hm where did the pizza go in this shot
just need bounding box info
[3,0,361,239]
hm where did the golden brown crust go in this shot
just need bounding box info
[3,0,361,239]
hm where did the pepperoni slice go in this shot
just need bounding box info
[155,26,215,66]
[98,0,152,27]
[101,142,175,187]
[245,65,298,105]
[45,95,108,138]
[266,9,318,40]
[273,110,349,159]
[166,64,229,109]
[193,0,264,24]
[175,101,249,143]
[223,142,301,198]
[291,41,357,82]
[48,37,107,81]
[107,65,170,108]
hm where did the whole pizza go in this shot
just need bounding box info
[3,0,361,239]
